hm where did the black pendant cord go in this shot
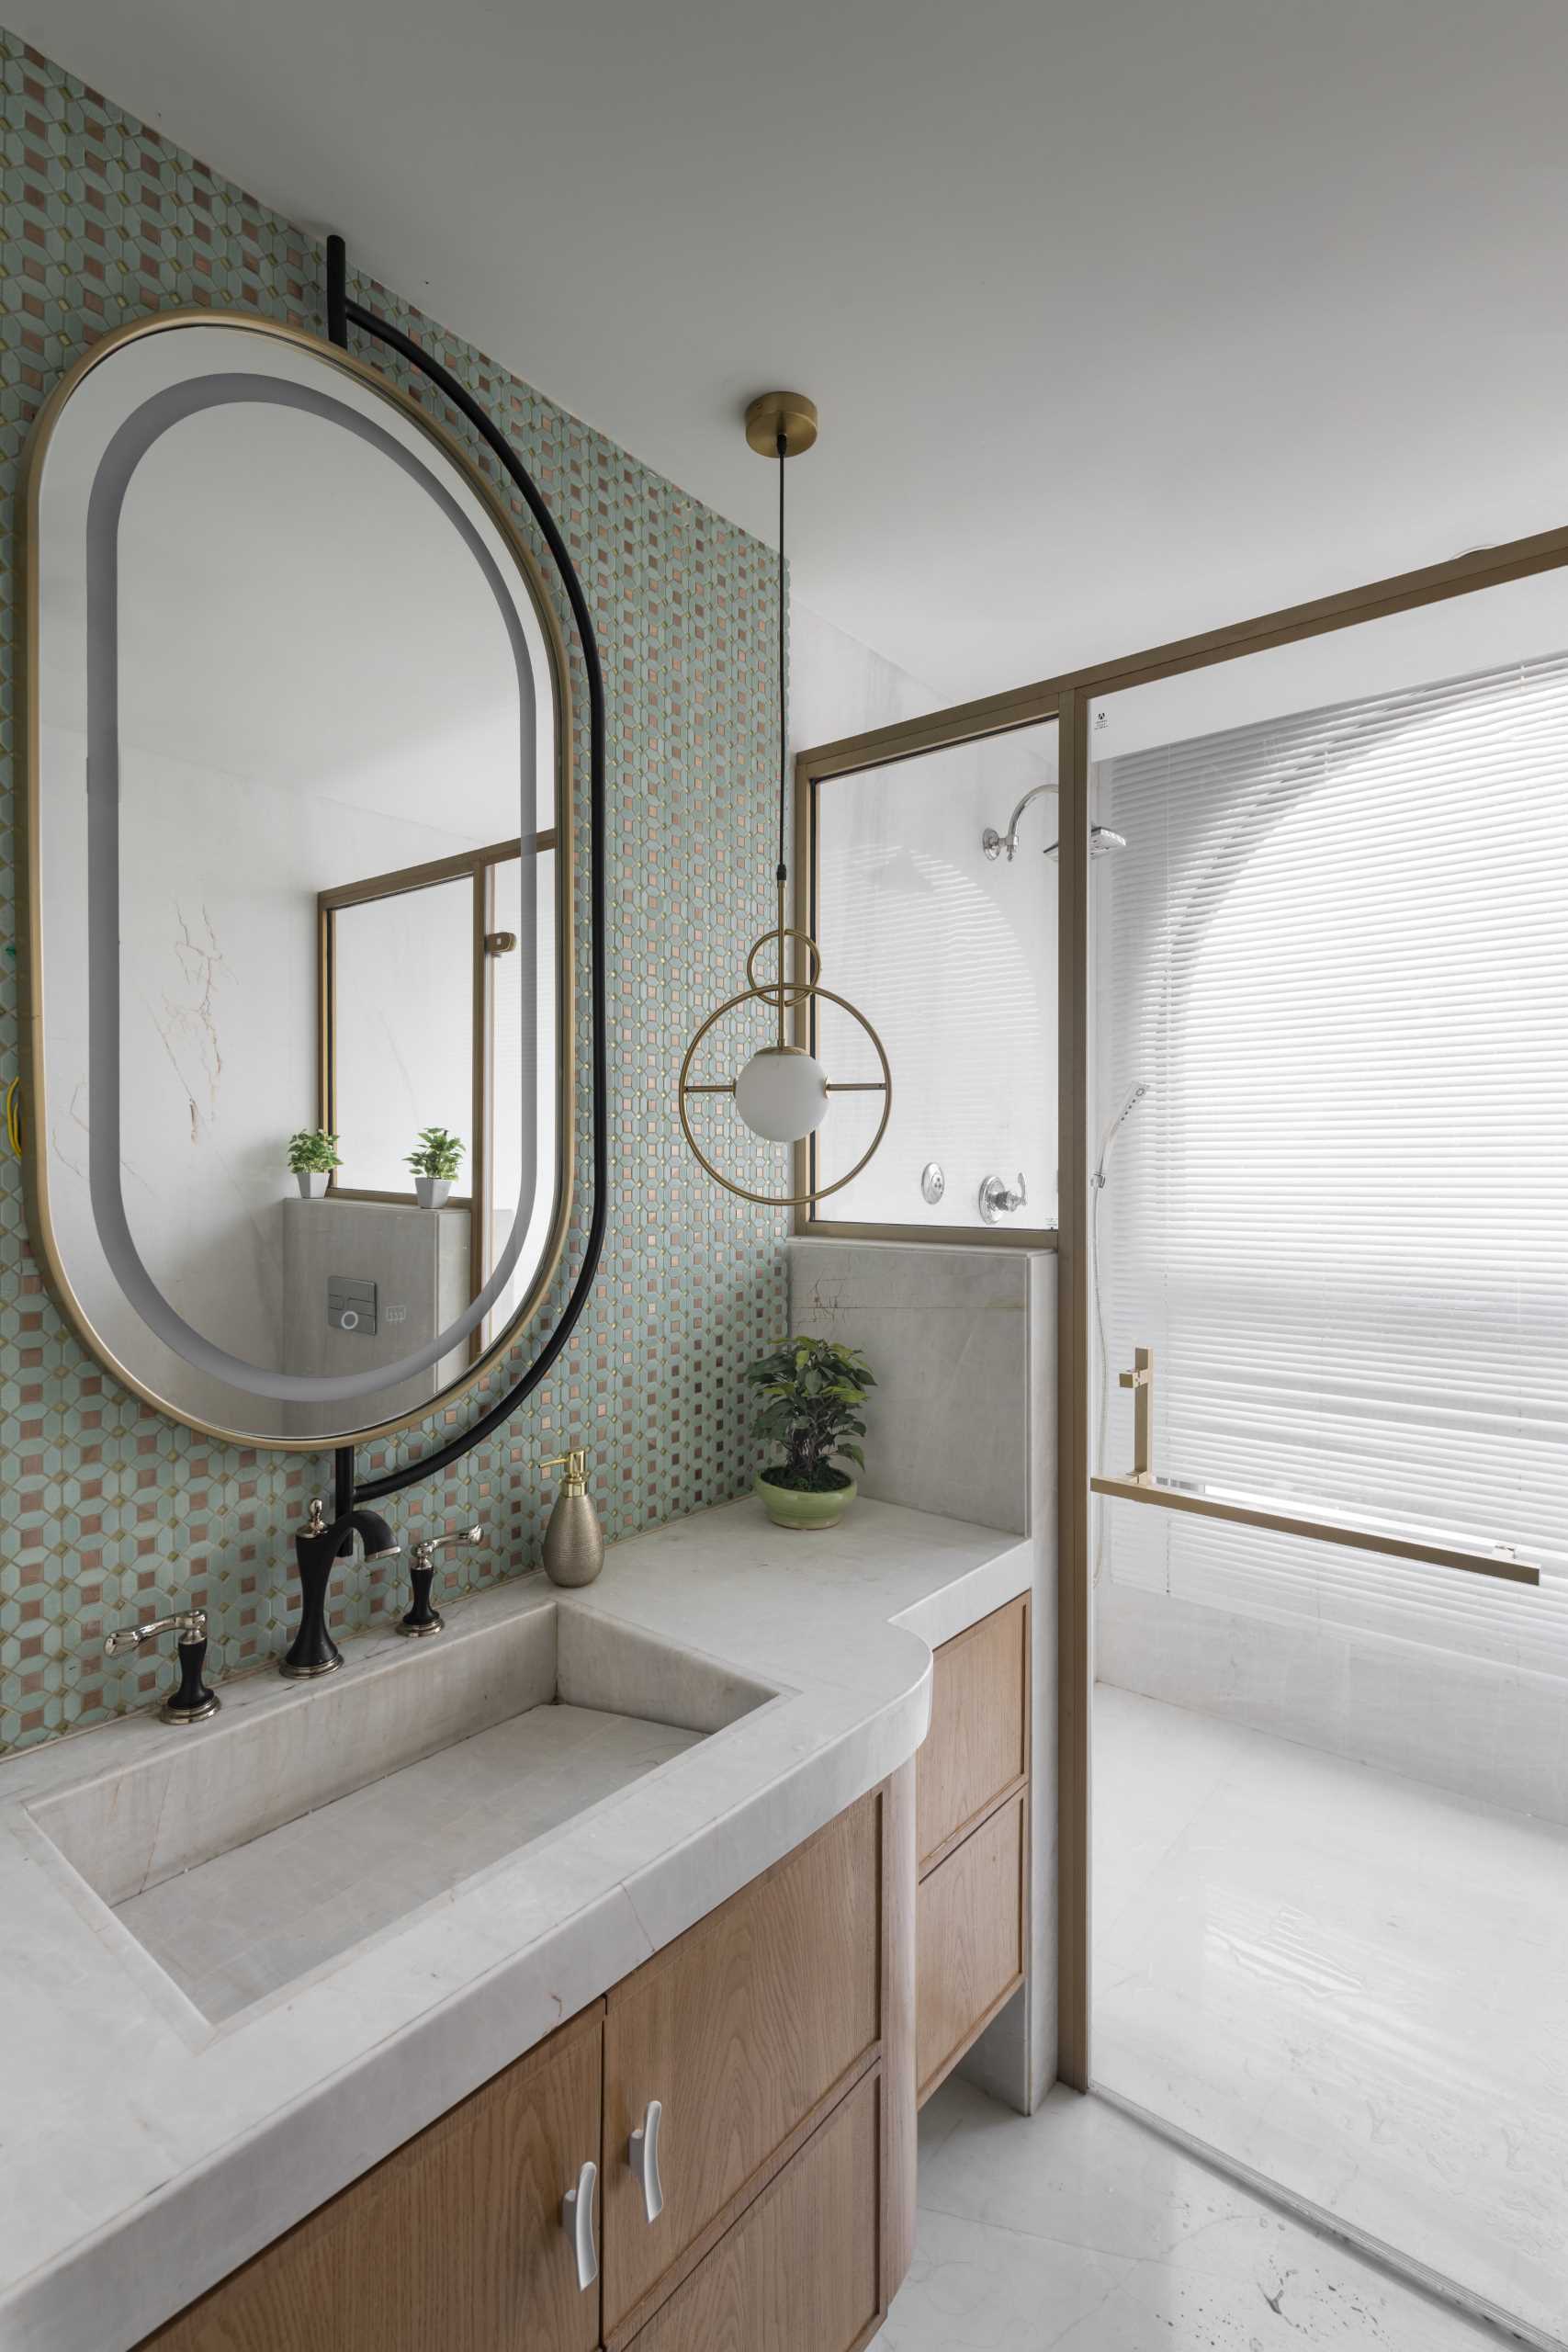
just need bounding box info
[322,236,608,1509]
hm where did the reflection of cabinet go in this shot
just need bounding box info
[915,1596,1031,2105]
[145,2002,603,2351]
[139,1778,915,2352]
[279,1195,469,1433]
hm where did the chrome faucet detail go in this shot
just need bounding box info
[104,1608,220,1724]
[281,1498,400,1679]
[983,782,1057,862]
[978,1170,1028,1225]
[398,1523,484,1638]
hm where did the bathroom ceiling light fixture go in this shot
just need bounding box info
[678,392,890,1208]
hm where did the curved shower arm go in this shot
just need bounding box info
[982,782,1057,862]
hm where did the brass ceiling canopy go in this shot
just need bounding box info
[678,392,890,1209]
[743,390,818,458]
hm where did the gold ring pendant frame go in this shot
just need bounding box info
[679,390,891,1210]
[677,918,891,1211]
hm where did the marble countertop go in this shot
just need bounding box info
[0,1495,1032,2352]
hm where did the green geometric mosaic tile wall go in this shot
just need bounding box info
[0,28,788,1752]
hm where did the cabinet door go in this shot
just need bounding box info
[916,1789,1026,2103]
[626,2070,882,2352]
[603,1792,880,2335]
[142,2007,603,2352]
[917,1594,1029,1871]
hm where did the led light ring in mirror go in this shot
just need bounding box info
[677,981,891,1209]
[24,312,572,1447]
[84,376,541,1404]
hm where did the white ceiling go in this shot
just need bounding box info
[22,0,1568,701]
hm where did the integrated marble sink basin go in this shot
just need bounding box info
[28,1595,773,2025]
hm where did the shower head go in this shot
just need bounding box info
[1039,825,1126,860]
[1092,1080,1151,1190]
[981,780,1128,864]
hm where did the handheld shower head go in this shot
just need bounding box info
[1093,1080,1151,1190]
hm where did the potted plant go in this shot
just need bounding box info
[407,1125,464,1208]
[744,1335,875,1532]
[288,1127,341,1199]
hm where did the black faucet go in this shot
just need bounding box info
[281,1498,400,1679]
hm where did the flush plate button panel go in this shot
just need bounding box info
[328,1274,378,1337]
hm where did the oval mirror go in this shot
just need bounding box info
[23,312,574,1447]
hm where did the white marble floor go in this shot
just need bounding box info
[1093,1682,1568,2345]
[875,2075,1505,2349]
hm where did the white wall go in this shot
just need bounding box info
[1096,1572,1568,1827]
[789,597,942,752]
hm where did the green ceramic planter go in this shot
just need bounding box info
[754,1471,858,1532]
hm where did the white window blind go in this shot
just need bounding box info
[1099,648,1568,1676]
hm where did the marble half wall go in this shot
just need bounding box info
[785,1238,1050,1536]
[787,1237,1059,2112]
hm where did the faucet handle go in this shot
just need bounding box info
[104,1607,206,1657]
[103,1610,219,1724]
[398,1526,483,1639]
[410,1524,484,1575]
[978,1170,1028,1225]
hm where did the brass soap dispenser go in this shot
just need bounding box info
[540,1447,604,1588]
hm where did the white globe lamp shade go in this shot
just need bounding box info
[734,1046,829,1143]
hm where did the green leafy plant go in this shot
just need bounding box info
[744,1335,875,1494]
[287,1127,341,1175]
[406,1125,465,1182]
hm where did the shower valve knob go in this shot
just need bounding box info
[978,1171,1027,1224]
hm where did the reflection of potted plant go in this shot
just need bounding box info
[744,1336,875,1532]
[288,1127,341,1199]
[407,1125,464,1208]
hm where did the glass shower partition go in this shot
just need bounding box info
[1084,560,1568,2342]
[801,717,1061,1240]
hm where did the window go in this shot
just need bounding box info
[1099,646,1568,1673]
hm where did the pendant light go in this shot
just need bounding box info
[678,393,891,1208]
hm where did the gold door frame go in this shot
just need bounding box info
[318,830,559,1358]
[792,514,1568,2093]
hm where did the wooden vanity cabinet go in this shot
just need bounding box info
[603,1790,881,2339]
[626,2065,883,2352]
[136,1773,915,2352]
[914,1594,1031,2105]
[142,2000,604,2352]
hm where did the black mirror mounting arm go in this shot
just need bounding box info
[322,234,608,1519]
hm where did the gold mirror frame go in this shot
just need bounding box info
[18,309,578,1452]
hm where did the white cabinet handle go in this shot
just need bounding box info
[561,2157,598,2290]
[627,2098,664,2223]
